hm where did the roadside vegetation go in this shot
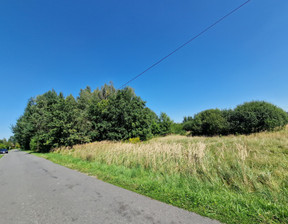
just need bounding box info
[0,155,3,159]
[0,137,18,150]
[36,127,288,224]
[183,101,288,136]
[12,83,173,152]
[13,83,288,223]
[12,82,288,153]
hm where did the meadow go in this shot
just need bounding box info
[37,127,288,223]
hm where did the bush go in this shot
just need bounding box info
[186,109,229,136]
[171,123,186,135]
[221,109,234,135]
[151,112,173,136]
[29,137,38,151]
[230,101,288,134]
[158,112,173,136]
[128,137,141,144]
[183,101,288,137]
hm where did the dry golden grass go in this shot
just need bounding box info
[41,127,288,224]
[55,126,288,192]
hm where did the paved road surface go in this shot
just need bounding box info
[0,150,220,224]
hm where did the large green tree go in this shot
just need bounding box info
[185,109,228,136]
[13,83,160,152]
[89,87,152,141]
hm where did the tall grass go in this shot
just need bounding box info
[55,129,288,193]
[46,127,288,223]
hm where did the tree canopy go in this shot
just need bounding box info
[183,101,288,136]
[13,83,173,152]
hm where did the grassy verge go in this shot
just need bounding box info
[0,155,3,159]
[34,128,288,224]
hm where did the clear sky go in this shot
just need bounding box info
[1,0,288,139]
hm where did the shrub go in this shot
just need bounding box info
[221,109,234,135]
[128,137,141,144]
[186,109,229,136]
[230,101,288,134]
[183,101,288,136]
[29,137,38,151]
[158,112,173,136]
[171,123,186,135]
[151,113,173,136]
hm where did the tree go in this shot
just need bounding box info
[185,109,229,136]
[89,87,152,141]
[158,112,173,136]
[12,83,160,151]
[230,101,288,134]
[12,98,37,150]
[182,101,288,136]
[171,123,185,135]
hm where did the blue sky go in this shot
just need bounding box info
[1,0,288,139]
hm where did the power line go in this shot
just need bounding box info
[119,0,251,89]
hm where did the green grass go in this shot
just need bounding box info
[0,155,3,159]
[33,128,288,224]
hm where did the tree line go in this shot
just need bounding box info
[0,136,19,149]
[182,101,288,136]
[12,83,173,152]
[12,82,288,152]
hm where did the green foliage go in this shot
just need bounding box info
[230,101,288,134]
[171,123,186,135]
[128,137,141,144]
[13,83,160,151]
[183,116,193,123]
[182,120,193,132]
[158,112,173,136]
[12,98,37,150]
[0,139,7,149]
[88,87,152,141]
[0,136,18,149]
[186,109,229,136]
[183,101,288,136]
[151,112,173,136]
[29,136,38,151]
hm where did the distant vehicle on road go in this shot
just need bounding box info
[0,149,8,154]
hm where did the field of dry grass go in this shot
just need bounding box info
[54,127,288,193]
[38,126,288,223]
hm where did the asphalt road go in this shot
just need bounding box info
[0,150,220,224]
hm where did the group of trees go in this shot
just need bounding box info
[183,101,288,136]
[0,137,19,149]
[12,83,173,152]
[12,82,288,152]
